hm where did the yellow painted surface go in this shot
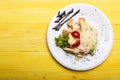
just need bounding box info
[0,0,120,80]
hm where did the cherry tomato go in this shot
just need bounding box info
[71,31,80,38]
[71,39,80,47]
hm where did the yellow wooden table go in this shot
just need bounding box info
[0,0,120,80]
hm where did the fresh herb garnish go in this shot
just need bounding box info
[55,35,69,48]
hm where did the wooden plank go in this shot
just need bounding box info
[0,23,119,52]
[0,52,120,80]
[0,0,120,79]
[0,0,120,24]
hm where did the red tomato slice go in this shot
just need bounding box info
[71,31,80,38]
[71,39,80,47]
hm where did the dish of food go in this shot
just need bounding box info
[55,17,98,60]
[47,3,113,71]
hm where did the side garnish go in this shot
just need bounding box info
[71,31,80,38]
[55,35,70,48]
[70,31,80,48]
[89,45,95,56]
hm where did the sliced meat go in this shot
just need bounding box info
[80,48,90,54]
[63,47,81,54]
[63,48,75,53]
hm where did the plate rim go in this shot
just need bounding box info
[47,3,114,71]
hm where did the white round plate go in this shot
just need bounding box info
[47,3,114,71]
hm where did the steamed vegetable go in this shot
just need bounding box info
[55,35,69,48]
